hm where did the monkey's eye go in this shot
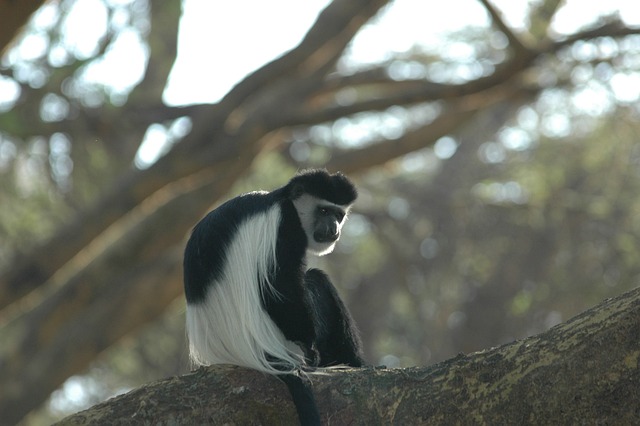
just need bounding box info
[319,207,329,215]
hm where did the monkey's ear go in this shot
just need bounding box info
[289,182,306,200]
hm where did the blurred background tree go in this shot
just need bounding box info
[0,0,639,423]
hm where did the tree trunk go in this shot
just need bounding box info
[57,286,640,425]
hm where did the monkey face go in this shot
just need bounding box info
[313,205,346,243]
[293,195,350,256]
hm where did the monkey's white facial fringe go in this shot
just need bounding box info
[293,194,350,257]
[186,205,303,374]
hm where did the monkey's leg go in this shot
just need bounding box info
[262,266,320,367]
[304,268,366,367]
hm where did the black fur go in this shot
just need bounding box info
[287,169,358,205]
[184,192,274,303]
[304,269,365,367]
[278,374,321,426]
[183,169,364,425]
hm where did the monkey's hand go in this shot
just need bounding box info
[297,342,320,367]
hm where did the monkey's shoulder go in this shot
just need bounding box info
[201,191,281,226]
[189,190,292,247]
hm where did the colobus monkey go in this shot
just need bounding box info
[183,169,365,425]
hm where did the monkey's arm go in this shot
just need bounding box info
[262,201,320,366]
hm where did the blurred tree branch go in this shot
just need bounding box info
[4,14,637,311]
[0,0,390,310]
[59,286,640,424]
[478,0,530,54]
[528,0,564,39]
[0,0,46,55]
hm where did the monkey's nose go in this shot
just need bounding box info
[314,230,339,243]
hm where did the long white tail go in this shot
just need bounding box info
[186,205,303,374]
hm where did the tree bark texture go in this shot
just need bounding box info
[58,286,640,425]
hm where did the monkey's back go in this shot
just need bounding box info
[183,190,278,303]
[183,189,302,371]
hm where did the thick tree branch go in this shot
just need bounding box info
[58,286,640,424]
[128,1,180,105]
[208,0,390,132]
